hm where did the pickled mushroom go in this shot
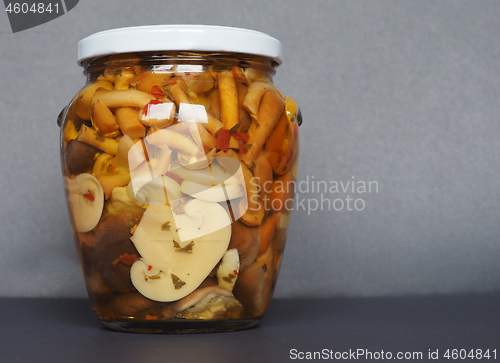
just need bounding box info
[217,249,240,291]
[104,186,146,216]
[228,221,260,271]
[233,245,274,317]
[65,140,99,175]
[66,173,104,233]
[174,286,243,320]
[129,200,232,302]
[93,213,141,293]
[107,292,159,317]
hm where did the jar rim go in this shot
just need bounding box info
[77,25,282,65]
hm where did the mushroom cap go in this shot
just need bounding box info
[174,286,243,320]
[229,221,261,271]
[65,140,99,175]
[93,213,141,293]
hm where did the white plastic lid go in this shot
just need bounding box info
[78,25,282,65]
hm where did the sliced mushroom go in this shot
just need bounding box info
[131,168,181,205]
[129,200,232,302]
[128,140,181,205]
[66,173,104,233]
[177,148,215,170]
[180,179,244,203]
[174,286,243,320]
[217,249,240,291]
[171,158,238,186]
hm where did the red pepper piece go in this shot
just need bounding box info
[238,140,248,154]
[83,190,95,202]
[215,128,231,151]
[118,253,138,266]
[151,85,164,99]
[232,130,249,142]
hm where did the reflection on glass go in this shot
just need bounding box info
[129,107,247,242]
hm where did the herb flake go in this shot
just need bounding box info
[173,240,194,253]
[228,122,240,134]
[171,274,186,289]
[161,221,171,231]
[222,273,236,283]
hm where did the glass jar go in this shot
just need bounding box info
[58,25,301,333]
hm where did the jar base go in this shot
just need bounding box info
[101,318,261,334]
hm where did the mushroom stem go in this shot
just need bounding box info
[93,100,119,135]
[242,81,274,118]
[242,90,285,168]
[92,89,154,109]
[97,172,131,199]
[115,107,146,139]
[77,124,119,155]
[218,71,239,130]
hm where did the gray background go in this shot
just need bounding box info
[0,0,499,299]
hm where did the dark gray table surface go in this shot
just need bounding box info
[1,293,499,363]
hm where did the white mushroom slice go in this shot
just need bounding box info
[215,155,242,174]
[146,128,201,156]
[128,142,180,205]
[148,146,172,177]
[217,249,240,291]
[127,140,147,171]
[133,174,181,205]
[171,159,239,186]
[66,173,104,232]
[180,179,244,203]
[129,161,152,196]
[177,152,211,170]
[138,176,169,204]
[129,200,232,302]
[173,198,231,242]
